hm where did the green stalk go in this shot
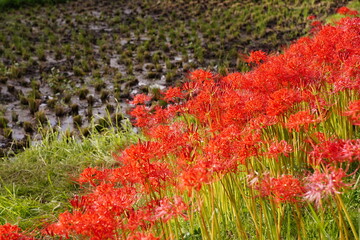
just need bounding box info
[295,203,306,240]
[307,203,330,239]
[220,175,248,239]
[336,194,359,240]
[261,200,276,239]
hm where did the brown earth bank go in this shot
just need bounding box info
[0,0,349,156]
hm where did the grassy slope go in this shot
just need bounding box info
[0,120,140,230]
[0,0,69,10]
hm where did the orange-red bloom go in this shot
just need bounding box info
[0,224,34,240]
[246,50,267,65]
[257,174,305,203]
[337,7,359,16]
[344,100,360,125]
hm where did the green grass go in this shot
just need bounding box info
[0,119,140,230]
[0,0,70,10]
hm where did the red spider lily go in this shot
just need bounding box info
[285,110,321,132]
[344,100,360,125]
[309,139,360,165]
[188,69,214,83]
[246,50,267,65]
[69,195,89,210]
[266,140,293,160]
[249,114,278,129]
[130,105,151,127]
[307,15,316,20]
[130,94,152,105]
[203,126,262,172]
[307,17,323,34]
[0,224,35,240]
[301,91,330,116]
[130,104,181,129]
[266,88,302,116]
[179,161,211,191]
[78,167,108,186]
[304,166,351,207]
[163,86,184,102]
[221,72,251,89]
[122,197,187,232]
[310,21,322,30]
[153,196,188,222]
[256,174,305,203]
[112,141,174,192]
[45,185,138,239]
[337,7,359,16]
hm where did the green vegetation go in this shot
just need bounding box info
[0,0,69,10]
[0,120,140,230]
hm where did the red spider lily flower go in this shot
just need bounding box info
[0,224,35,240]
[130,105,151,127]
[309,139,360,165]
[249,114,278,129]
[221,72,251,89]
[344,100,360,125]
[113,140,175,192]
[257,174,305,203]
[247,172,260,188]
[130,93,152,105]
[307,15,316,20]
[45,185,138,239]
[153,196,188,222]
[310,20,323,34]
[311,20,322,27]
[246,50,267,65]
[163,86,184,102]
[69,195,89,210]
[266,140,293,160]
[301,90,331,115]
[266,88,302,116]
[304,166,351,207]
[78,167,108,186]
[337,6,359,16]
[188,69,214,82]
[285,110,321,132]
[179,161,211,191]
[45,210,119,240]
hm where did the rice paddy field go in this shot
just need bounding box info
[0,0,359,239]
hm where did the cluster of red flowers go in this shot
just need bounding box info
[249,166,351,206]
[344,100,360,125]
[309,138,360,165]
[337,6,359,16]
[0,224,34,240]
[256,174,305,203]
[245,50,268,65]
[2,14,359,240]
[304,166,350,207]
